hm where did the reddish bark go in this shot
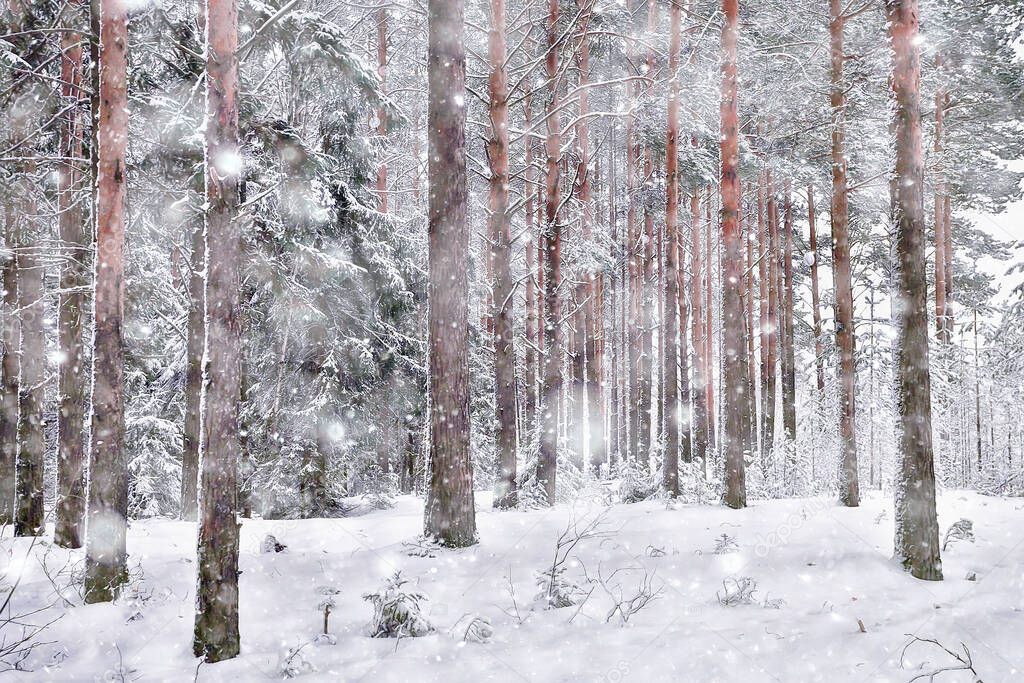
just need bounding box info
[537,0,561,502]
[662,0,682,495]
[888,0,942,581]
[830,0,859,506]
[85,0,129,598]
[720,0,745,508]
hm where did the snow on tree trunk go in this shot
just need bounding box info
[15,222,44,538]
[662,0,682,496]
[180,211,204,522]
[536,0,562,504]
[488,0,517,508]
[763,171,779,465]
[720,0,745,509]
[831,0,860,507]
[55,0,89,549]
[84,0,129,595]
[887,0,942,581]
[524,96,538,442]
[756,170,768,466]
[193,0,242,659]
[690,188,709,467]
[780,181,797,451]
[807,185,825,394]
[425,0,478,540]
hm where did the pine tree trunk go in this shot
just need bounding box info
[608,135,621,465]
[524,95,538,437]
[193,0,242,659]
[425,0,478,538]
[677,203,692,465]
[488,0,517,508]
[757,170,769,466]
[537,0,562,502]
[744,192,758,448]
[933,55,952,343]
[84,0,129,595]
[831,0,859,507]
[808,185,825,394]
[690,188,708,466]
[15,236,44,538]
[0,213,17,526]
[662,0,682,496]
[704,193,716,451]
[54,0,89,548]
[780,181,797,447]
[181,212,204,522]
[888,0,942,581]
[763,171,779,465]
[376,8,388,211]
[720,0,745,509]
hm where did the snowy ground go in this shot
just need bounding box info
[2,490,1022,681]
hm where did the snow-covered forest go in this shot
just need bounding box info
[1,0,1023,679]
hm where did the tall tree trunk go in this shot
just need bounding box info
[181,0,207,520]
[831,0,859,507]
[524,95,538,437]
[181,211,204,521]
[537,0,562,502]
[193,0,242,659]
[662,0,681,496]
[763,170,779,464]
[756,170,769,466]
[638,0,657,465]
[807,185,825,394]
[677,199,692,466]
[0,218,17,526]
[720,0,745,508]
[888,0,942,581]
[84,0,129,596]
[54,0,89,548]
[690,188,708,466]
[744,189,757,447]
[933,53,950,342]
[608,133,622,465]
[780,180,797,447]
[376,8,388,211]
[488,0,517,508]
[739,188,756,456]
[15,236,44,538]
[704,192,716,451]
[942,193,952,323]
[425,0,478,539]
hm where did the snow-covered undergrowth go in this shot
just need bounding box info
[2,491,1021,681]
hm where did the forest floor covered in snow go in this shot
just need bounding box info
[3,489,1022,681]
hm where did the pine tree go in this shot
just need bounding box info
[488,0,517,508]
[424,0,477,542]
[84,0,129,597]
[54,0,89,548]
[720,0,745,509]
[888,0,942,582]
[193,0,242,659]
